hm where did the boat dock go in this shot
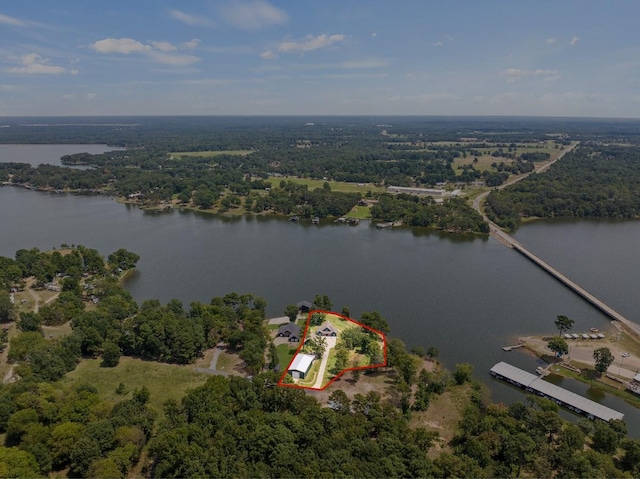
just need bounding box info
[490,361,624,422]
[502,343,524,351]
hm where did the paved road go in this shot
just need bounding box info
[472,142,578,244]
[195,345,230,377]
[312,336,337,389]
[268,316,291,325]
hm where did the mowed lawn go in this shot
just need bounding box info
[170,150,254,158]
[58,357,209,414]
[346,204,372,219]
[268,176,385,194]
[276,343,298,370]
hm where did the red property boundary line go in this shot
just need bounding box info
[277,309,388,390]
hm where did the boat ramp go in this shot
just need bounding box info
[490,361,624,422]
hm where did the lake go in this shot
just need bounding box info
[1,144,639,433]
[0,144,120,168]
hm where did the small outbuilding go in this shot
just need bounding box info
[288,354,315,379]
[297,300,313,312]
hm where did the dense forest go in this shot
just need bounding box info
[2,245,640,477]
[486,145,640,229]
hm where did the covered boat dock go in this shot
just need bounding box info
[490,361,624,422]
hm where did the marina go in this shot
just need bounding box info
[490,361,625,422]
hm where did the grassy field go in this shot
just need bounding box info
[450,142,562,175]
[215,350,244,375]
[58,357,209,415]
[42,321,73,340]
[345,204,372,219]
[170,150,254,158]
[410,382,475,458]
[276,343,297,370]
[268,176,385,194]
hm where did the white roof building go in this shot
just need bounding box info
[288,354,315,379]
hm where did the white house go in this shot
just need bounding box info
[288,354,315,379]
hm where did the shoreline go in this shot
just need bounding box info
[517,327,640,408]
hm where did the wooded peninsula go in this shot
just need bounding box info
[1,245,640,478]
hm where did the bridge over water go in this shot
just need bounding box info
[489,223,640,336]
[474,143,640,337]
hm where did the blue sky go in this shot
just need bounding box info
[1,1,639,117]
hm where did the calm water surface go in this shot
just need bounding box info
[0,144,120,167]
[1,185,639,435]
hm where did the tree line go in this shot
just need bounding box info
[371,194,489,233]
[486,145,640,229]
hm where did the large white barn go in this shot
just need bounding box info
[288,354,315,379]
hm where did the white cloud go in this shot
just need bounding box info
[63,94,76,100]
[277,34,345,54]
[0,84,18,91]
[570,36,580,46]
[182,39,201,49]
[0,13,25,27]
[8,53,77,75]
[169,9,214,27]
[546,37,556,44]
[434,41,443,47]
[260,49,276,60]
[151,41,177,52]
[220,0,288,30]
[92,37,200,66]
[92,38,149,54]
[501,68,559,83]
[371,32,377,37]
[86,93,97,99]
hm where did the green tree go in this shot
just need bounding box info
[547,336,569,357]
[453,363,474,385]
[304,336,327,359]
[593,347,614,375]
[332,348,349,374]
[50,422,85,468]
[284,304,298,322]
[620,438,640,474]
[554,314,574,335]
[426,346,439,359]
[0,447,42,478]
[312,294,332,311]
[0,290,15,323]
[102,341,121,367]
[69,436,101,477]
[17,312,42,332]
[592,421,622,454]
[309,312,324,327]
[107,249,140,271]
[359,311,390,334]
[87,457,124,479]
